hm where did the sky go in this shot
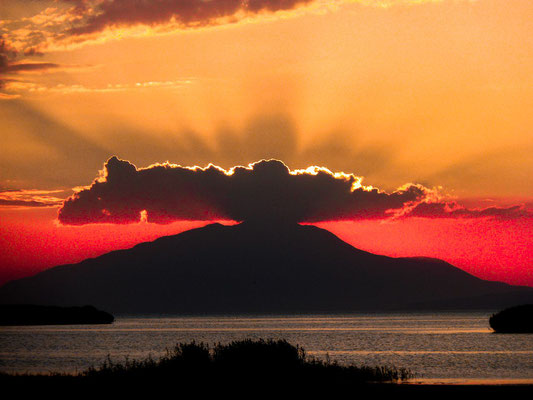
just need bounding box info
[0,0,532,286]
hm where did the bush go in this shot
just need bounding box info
[80,338,413,384]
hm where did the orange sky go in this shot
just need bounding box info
[0,0,532,286]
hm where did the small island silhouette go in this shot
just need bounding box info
[489,304,533,333]
[0,304,114,326]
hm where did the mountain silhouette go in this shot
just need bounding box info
[0,222,531,314]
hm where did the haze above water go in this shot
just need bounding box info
[1,313,532,384]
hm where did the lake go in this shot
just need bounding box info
[1,313,532,383]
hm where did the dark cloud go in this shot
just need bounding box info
[0,0,316,89]
[0,198,58,207]
[58,156,533,225]
[407,202,533,221]
[0,1,313,97]
[68,0,314,35]
[58,156,428,225]
[0,62,62,73]
[0,36,65,95]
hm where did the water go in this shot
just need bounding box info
[1,313,532,383]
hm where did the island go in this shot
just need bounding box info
[0,304,114,326]
[2,222,532,314]
[489,304,533,333]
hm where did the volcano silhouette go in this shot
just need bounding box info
[0,222,531,314]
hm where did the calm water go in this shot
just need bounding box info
[1,313,532,383]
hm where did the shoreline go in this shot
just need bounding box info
[1,375,532,394]
[407,378,533,385]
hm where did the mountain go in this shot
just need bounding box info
[0,222,531,314]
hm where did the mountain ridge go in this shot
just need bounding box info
[0,222,531,314]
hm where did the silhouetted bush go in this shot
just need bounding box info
[78,339,413,384]
[212,338,304,369]
[0,339,413,391]
[489,304,533,333]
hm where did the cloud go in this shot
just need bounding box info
[0,189,65,207]
[0,198,57,207]
[58,156,429,225]
[405,201,533,220]
[0,0,451,98]
[66,0,315,35]
[1,78,193,96]
[0,36,84,97]
[0,1,313,96]
[0,62,63,73]
[1,0,316,59]
[0,92,20,100]
[0,0,438,59]
[58,156,533,225]
[60,0,446,38]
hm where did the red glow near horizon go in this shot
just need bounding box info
[316,218,533,287]
[0,207,531,287]
[0,207,231,285]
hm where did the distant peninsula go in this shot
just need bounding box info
[489,304,533,333]
[0,304,114,326]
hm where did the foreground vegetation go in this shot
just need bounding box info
[3,340,533,393]
[1,339,412,387]
[84,339,412,383]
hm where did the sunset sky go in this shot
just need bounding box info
[0,0,532,286]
